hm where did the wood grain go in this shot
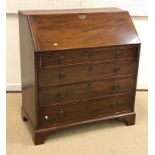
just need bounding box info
[20,8,140,51]
[39,93,134,128]
[19,8,140,145]
[38,59,138,87]
[37,46,138,68]
[39,76,136,106]
[19,14,38,128]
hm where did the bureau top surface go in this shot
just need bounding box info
[19,8,140,52]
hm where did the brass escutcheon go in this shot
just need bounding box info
[78,14,87,19]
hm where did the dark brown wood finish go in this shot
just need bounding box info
[39,93,134,128]
[37,46,138,68]
[38,59,137,87]
[19,14,38,128]
[28,10,140,51]
[39,76,136,106]
[19,8,140,145]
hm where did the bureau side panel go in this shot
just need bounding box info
[132,44,141,111]
[19,14,38,128]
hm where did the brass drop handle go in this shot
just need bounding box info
[114,65,120,73]
[58,89,66,98]
[87,83,92,89]
[58,110,65,119]
[112,84,120,91]
[111,101,117,109]
[87,64,93,72]
[59,55,65,64]
[58,72,65,80]
[114,50,121,59]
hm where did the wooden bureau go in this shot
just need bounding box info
[19,8,141,145]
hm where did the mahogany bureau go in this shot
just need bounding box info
[19,8,141,145]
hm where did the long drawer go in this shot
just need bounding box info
[39,93,134,128]
[38,59,137,87]
[37,47,138,69]
[39,76,136,106]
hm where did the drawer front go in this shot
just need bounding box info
[37,47,138,69]
[38,59,137,88]
[39,94,134,128]
[39,76,136,106]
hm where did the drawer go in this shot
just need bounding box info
[38,59,138,88]
[39,93,134,128]
[39,76,136,106]
[37,47,138,69]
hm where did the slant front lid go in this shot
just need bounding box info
[20,8,140,52]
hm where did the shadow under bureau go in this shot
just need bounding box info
[19,8,141,145]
